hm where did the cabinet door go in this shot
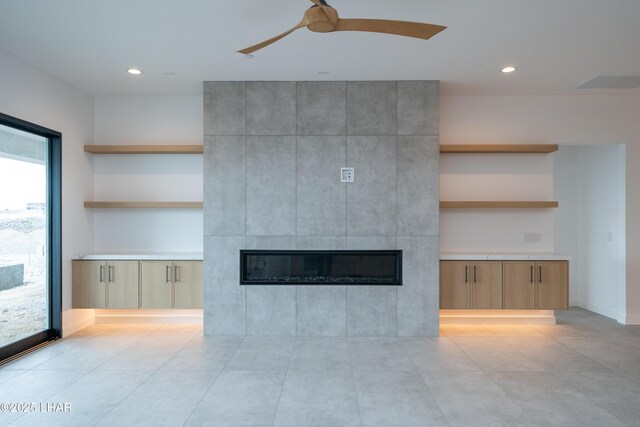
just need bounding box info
[72,260,106,308]
[140,261,172,309]
[536,261,568,309]
[440,261,470,309]
[106,261,139,309]
[503,261,535,309]
[470,261,503,309]
[173,261,203,309]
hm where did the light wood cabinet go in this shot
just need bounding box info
[440,261,470,309]
[173,261,203,309]
[73,260,139,308]
[140,261,173,309]
[503,261,568,310]
[441,259,569,310]
[536,261,568,309]
[440,261,502,309]
[140,260,202,309]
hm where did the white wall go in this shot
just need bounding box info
[553,146,579,303]
[0,47,95,334]
[441,94,640,323]
[92,96,203,253]
[555,145,626,320]
[440,153,554,252]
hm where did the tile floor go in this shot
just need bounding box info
[1,308,639,426]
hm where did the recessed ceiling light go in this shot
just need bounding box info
[318,71,330,75]
[127,68,143,75]
[501,66,517,73]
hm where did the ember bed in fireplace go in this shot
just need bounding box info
[240,250,402,285]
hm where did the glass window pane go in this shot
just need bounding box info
[0,123,49,348]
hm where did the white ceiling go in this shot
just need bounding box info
[1,0,639,96]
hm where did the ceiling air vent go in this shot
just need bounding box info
[577,74,640,89]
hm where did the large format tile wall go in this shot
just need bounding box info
[203,81,439,336]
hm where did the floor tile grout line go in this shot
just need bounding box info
[270,338,296,426]
[346,334,364,427]
[90,331,195,426]
[544,364,630,426]
[4,330,152,427]
[180,336,246,427]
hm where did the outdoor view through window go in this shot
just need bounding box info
[0,123,48,348]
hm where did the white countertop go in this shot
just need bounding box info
[440,253,570,261]
[79,253,203,261]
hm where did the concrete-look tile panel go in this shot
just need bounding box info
[347,81,397,135]
[349,338,414,371]
[347,286,397,336]
[397,136,439,236]
[203,136,246,236]
[247,81,296,135]
[296,235,347,250]
[297,286,347,336]
[420,371,528,426]
[357,389,448,427]
[246,286,297,336]
[186,370,285,426]
[203,81,246,136]
[297,136,347,236]
[347,136,397,236]
[346,235,397,250]
[289,338,350,372]
[273,371,360,427]
[396,236,439,337]
[246,236,297,250]
[297,81,347,135]
[490,372,627,427]
[204,236,247,336]
[224,338,295,372]
[246,136,296,236]
[397,81,439,135]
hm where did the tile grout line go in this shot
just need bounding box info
[245,81,248,336]
[271,338,296,426]
[346,335,364,426]
[181,336,247,427]
[295,82,298,338]
[395,81,399,338]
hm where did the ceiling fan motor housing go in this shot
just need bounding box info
[306,5,339,32]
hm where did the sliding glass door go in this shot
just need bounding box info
[0,113,61,361]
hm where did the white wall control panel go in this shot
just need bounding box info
[341,167,354,182]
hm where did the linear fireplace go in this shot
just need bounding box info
[240,250,402,286]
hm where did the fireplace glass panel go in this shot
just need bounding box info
[240,250,402,285]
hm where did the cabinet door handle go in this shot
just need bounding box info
[108,265,113,283]
[530,266,534,284]
[175,265,180,283]
[539,266,542,284]
[464,265,468,283]
[166,265,171,283]
[99,265,104,283]
[473,265,477,284]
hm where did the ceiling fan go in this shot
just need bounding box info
[237,0,446,54]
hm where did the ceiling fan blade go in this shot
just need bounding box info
[309,0,337,24]
[237,22,306,54]
[334,19,446,40]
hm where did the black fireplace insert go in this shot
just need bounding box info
[240,250,402,285]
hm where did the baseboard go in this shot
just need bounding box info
[61,309,95,336]
[439,310,556,325]
[94,309,203,325]
[572,300,620,321]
